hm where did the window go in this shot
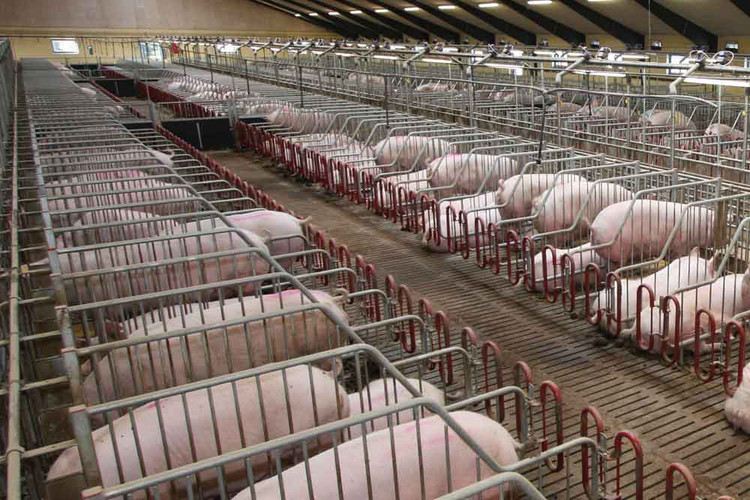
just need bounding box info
[667,54,687,75]
[139,42,164,62]
[51,39,79,54]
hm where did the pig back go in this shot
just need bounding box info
[244,411,519,500]
[84,297,348,404]
[50,366,349,500]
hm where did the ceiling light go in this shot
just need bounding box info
[438,4,457,9]
[294,13,301,16]
[485,63,523,70]
[534,50,555,56]
[684,76,750,87]
[350,10,362,13]
[478,2,499,7]
[528,0,552,4]
[334,52,356,57]
[375,8,389,12]
[621,53,649,60]
[309,12,318,16]
[422,57,453,63]
[391,44,406,49]
[329,11,339,15]
[374,54,400,60]
[404,6,420,11]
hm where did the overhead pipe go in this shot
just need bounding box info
[555,54,589,85]
[669,62,702,94]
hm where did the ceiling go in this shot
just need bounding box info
[258,0,750,50]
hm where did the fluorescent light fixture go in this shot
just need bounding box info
[311,50,324,54]
[528,0,552,4]
[442,47,459,52]
[334,52,356,57]
[534,50,556,56]
[375,8,389,12]
[567,51,585,57]
[294,13,301,16]
[404,6,420,11]
[622,53,649,60]
[374,54,400,60]
[422,57,453,63]
[478,2,499,7]
[357,43,369,47]
[684,76,750,87]
[328,11,339,15]
[309,12,318,16]
[391,44,406,49]
[350,10,362,13]
[573,70,626,77]
[438,4,457,9]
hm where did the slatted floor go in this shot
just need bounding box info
[210,148,750,499]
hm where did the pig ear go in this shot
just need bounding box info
[297,216,312,228]
[689,246,700,257]
[331,288,349,305]
[497,178,505,191]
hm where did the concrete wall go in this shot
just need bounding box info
[0,0,332,37]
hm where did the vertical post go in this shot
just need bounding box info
[208,53,214,83]
[743,91,749,172]
[69,406,103,487]
[245,58,250,93]
[384,75,390,128]
[466,64,475,127]
[670,98,676,170]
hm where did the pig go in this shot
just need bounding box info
[580,101,636,122]
[57,208,176,247]
[421,192,501,253]
[415,82,452,93]
[495,174,582,219]
[234,411,520,500]
[347,378,444,439]
[47,178,199,224]
[373,136,450,173]
[427,154,519,196]
[120,289,342,339]
[47,365,349,500]
[589,200,715,262]
[532,181,633,245]
[705,123,744,141]
[55,229,271,311]
[148,149,174,168]
[547,101,582,114]
[82,289,348,405]
[590,248,713,334]
[627,268,750,353]
[725,362,750,434]
[528,242,606,291]
[179,211,310,270]
[641,110,696,130]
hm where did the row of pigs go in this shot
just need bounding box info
[39,85,530,500]
[247,100,750,435]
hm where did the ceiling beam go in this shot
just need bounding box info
[400,0,495,43]
[302,0,403,40]
[367,0,460,42]
[449,0,535,45]
[557,0,644,47]
[729,0,750,18]
[631,0,717,51]
[248,0,353,37]
[274,0,381,38]
[328,0,430,41]
[496,0,585,45]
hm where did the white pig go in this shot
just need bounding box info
[347,378,444,439]
[627,269,750,353]
[235,411,520,500]
[705,123,744,141]
[427,154,519,196]
[47,366,349,500]
[725,362,750,434]
[532,181,633,245]
[421,193,501,253]
[528,242,606,291]
[589,200,715,262]
[82,290,348,405]
[374,136,450,173]
[56,229,271,310]
[641,110,695,130]
[591,249,713,334]
[495,174,582,219]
